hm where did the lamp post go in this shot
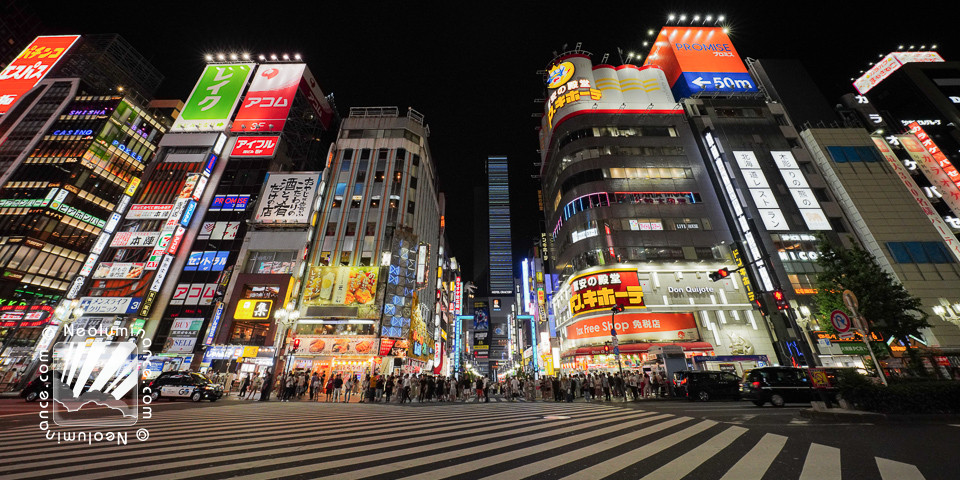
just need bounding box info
[610,305,624,376]
[272,302,300,394]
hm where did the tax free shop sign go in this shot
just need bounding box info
[644,27,758,99]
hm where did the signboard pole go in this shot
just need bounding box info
[843,290,887,386]
[610,306,624,376]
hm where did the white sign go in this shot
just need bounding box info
[92,262,146,280]
[78,297,140,314]
[253,172,321,225]
[126,204,173,220]
[571,227,599,243]
[830,310,851,333]
[771,151,830,231]
[150,255,174,292]
[110,231,162,248]
[854,51,944,94]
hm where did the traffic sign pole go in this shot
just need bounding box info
[842,290,887,386]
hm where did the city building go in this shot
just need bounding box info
[297,106,441,379]
[540,42,779,377]
[0,35,167,387]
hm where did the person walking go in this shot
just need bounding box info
[602,373,612,401]
[310,372,320,401]
[402,374,413,403]
[344,375,355,403]
[246,375,263,400]
[238,373,250,399]
[385,376,395,403]
[333,374,344,402]
[375,375,385,402]
[259,368,274,402]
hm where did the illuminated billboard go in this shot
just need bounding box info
[253,172,320,225]
[231,135,280,157]
[565,313,698,342]
[0,35,80,115]
[231,63,305,133]
[568,268,645,317]
[853,51,944,95]
[643,27,756,99]
[303,266,379,316]
[170,63,253,132]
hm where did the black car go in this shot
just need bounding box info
[20,372,54,402]
[740,367,813,407]
[147,372,223,402]
[675,370,742,401]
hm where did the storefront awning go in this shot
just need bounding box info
[560,341,714,358]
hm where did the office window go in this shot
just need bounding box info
[886,241,953,263]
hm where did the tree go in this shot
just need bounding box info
[813,235,929,344]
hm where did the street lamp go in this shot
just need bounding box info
[273,302,300,382]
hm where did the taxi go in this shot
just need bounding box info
[147,372,223,402]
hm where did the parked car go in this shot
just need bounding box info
[20,373,54,402]
[147,372,223,402]
[675,370,742,401]
[740,367,813,407]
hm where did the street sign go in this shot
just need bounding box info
[838,332,856,340]
[842,289,858,313]
[830,310,852,333]
[613,345,620,355]
[853,315,869,335]
[809,368,831,389]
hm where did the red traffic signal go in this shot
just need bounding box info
[773,290,789,310]
[754,298,769,316]
[709,268,730,281]
[603,344,610,353]
[292,338,301,349]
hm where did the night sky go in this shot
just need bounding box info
[31,1,955,279]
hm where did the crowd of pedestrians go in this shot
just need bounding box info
[222,368,671,403]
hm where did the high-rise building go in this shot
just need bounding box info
[0,35,168,387]
[486,156,514,296]
[300,106,441,378]
[540,44,779,376]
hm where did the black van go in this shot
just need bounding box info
[676,370,742,401]
[740,367,812,407]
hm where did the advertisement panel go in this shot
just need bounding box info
[78,297,142,315]
[565,313,699,341]
[854,51,944,94]
[303,266,379,307]
[299,65,335,129]
[904,123,960,192]
[92,262,146,280]
[231,135,280,157]
[291,336,377,356]
[643,27,755,98]
[253,172,320,224]
[126,204,173,220]
[234,299,273,320]
[231,63,305,132]
[170,63,254,132]
[568,268,645,317]
[110,231,161,248]
[0,35,80,115]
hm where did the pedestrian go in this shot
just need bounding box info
[510,376,520,401]
[650,372,660,398]
[259,368,273,402]
[344,375,355,403]
[310,372,320,401]
[247,375,263,400]
[602,373,612,401]
[324,376,335,402]
[363,375,373,403]
[375,375,385,402]
[385,376,395,403]
[238,373,250,398]
[475,377,484,402]
[297,373,307,399]
[402,374,412,403]
[284,372,296,401]
[482,376,490,402]
[333,374,344,402]
[629,372,639,401]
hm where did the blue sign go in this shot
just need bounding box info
[672,71,758,99]
[234,195,250,211]
[204,302,225,346]
[203,154,218,177]
[184,251,203,271]
[199,251,217,271]
[212,251,229,272]
[180,199,197,227]
[210,195,224,211]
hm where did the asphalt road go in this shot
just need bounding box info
[1,395,957,479]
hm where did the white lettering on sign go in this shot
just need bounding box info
[667,286,716,294]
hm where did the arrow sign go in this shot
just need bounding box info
[830,310,851,333]
[692,76,711,88]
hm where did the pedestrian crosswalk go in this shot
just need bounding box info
[0,401,929,479]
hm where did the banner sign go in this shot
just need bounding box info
[171,63,253,132]
[231,135,280,157]
[568,269,645,317]
[91,262,146,280]
[0,35,80,115]
[110,231,161,248]
[253,172,320,224]
[231,63,305,132]
[126,204,173,220]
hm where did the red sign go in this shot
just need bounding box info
[0,35,80,115]
[231,135,280,157]
[378,338,396,357]
[568,269,644,317]
[644,27,747,86]
[565,313,698,340]
[230,63,304,132]
[908,122,960,191]
[935,356,950,367]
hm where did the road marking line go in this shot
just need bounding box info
[477,416,691,480]
[876,457,925,480]
[639,426,747,480]
[799,443,841,480]
[557,420,717,480]
[719,433,788,480]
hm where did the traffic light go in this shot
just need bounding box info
[708,268,730,281]
[773,289,789,310]
[292,338,301,350]
[603,344,610,354]
[611,304,625,313]
[754,298,769,316]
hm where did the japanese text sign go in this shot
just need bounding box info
[0,35,80,115]
[171,63,253,132]
[568,269,645,317]
[253,172,320,224]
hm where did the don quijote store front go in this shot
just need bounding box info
[555,264,778,376]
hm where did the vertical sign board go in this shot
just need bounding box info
[770,151,831,230]
[170,64,253,132]
[732,151,789,231]
[876,136,960,263]
[231,63,305,133]
[299,65,335,129]
[0,35,81,115]
[895,134,960,218]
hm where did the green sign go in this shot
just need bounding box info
[171,63,253,132]
[839,343,870,355]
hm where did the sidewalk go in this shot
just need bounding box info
[799,402,960,424]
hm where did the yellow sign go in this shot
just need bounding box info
[242,346,259,358]
[234,299,273,320]
[125,177,141,197]
[547,61,575,88]
[546,79,602,125]
[809,368,830,389]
